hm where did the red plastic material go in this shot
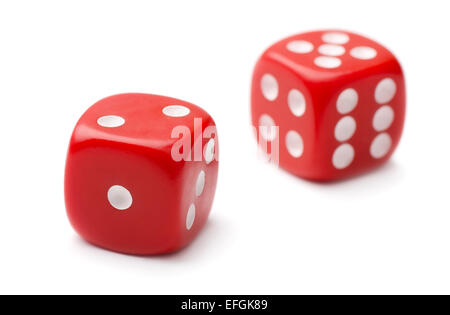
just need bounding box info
[251,30,405,181]
[65,93,218,255]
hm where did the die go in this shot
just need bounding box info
[251,30,405,181]
[64,93,218,255]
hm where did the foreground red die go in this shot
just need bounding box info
[251,30,406,181]
[65,93,218,255]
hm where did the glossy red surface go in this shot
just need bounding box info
[65,93,218,255]
[251,30,406,181]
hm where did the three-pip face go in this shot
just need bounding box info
[251,30,405,181]
[65,93,218,255]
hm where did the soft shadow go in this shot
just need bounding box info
[149,217,228,262]
[71,214,230,264]
[280,159,406,195]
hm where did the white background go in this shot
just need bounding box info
[0,0,449,295]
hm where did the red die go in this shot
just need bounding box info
[251,30,406,181]
[65,93,218,255]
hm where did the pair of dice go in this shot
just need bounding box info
[65,30,405,255]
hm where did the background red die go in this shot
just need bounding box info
[64,93,218,255]
[251,30,405,181]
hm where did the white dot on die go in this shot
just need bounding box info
[322,32,350,45]
[186,203,196,230]
[162,105,190,117]
[258,114,277,141]
[204,139,215,164]
[318,44,346,56]
[370,133,392,159]
[196,170,206,197]
[335,116,357,142]
[97,115,125,128]
[286,40,314,54]
[285,130,304,158]
[332,144,355,170]
[373,105,395,131]
[336,88,358,114]
[375,78,397,104]
[314,56,342,69]
[288,89,306,117]
[261,74,279,101]
[350,46,377,60]
[107,185,133,210]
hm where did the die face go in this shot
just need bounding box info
[65,93,218,255]
[65,143,182,254]
[317,74,405,180]
[251,59,317,178]
[269,30,397,80]
[251,30,405,181]
[74,93,211,150]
